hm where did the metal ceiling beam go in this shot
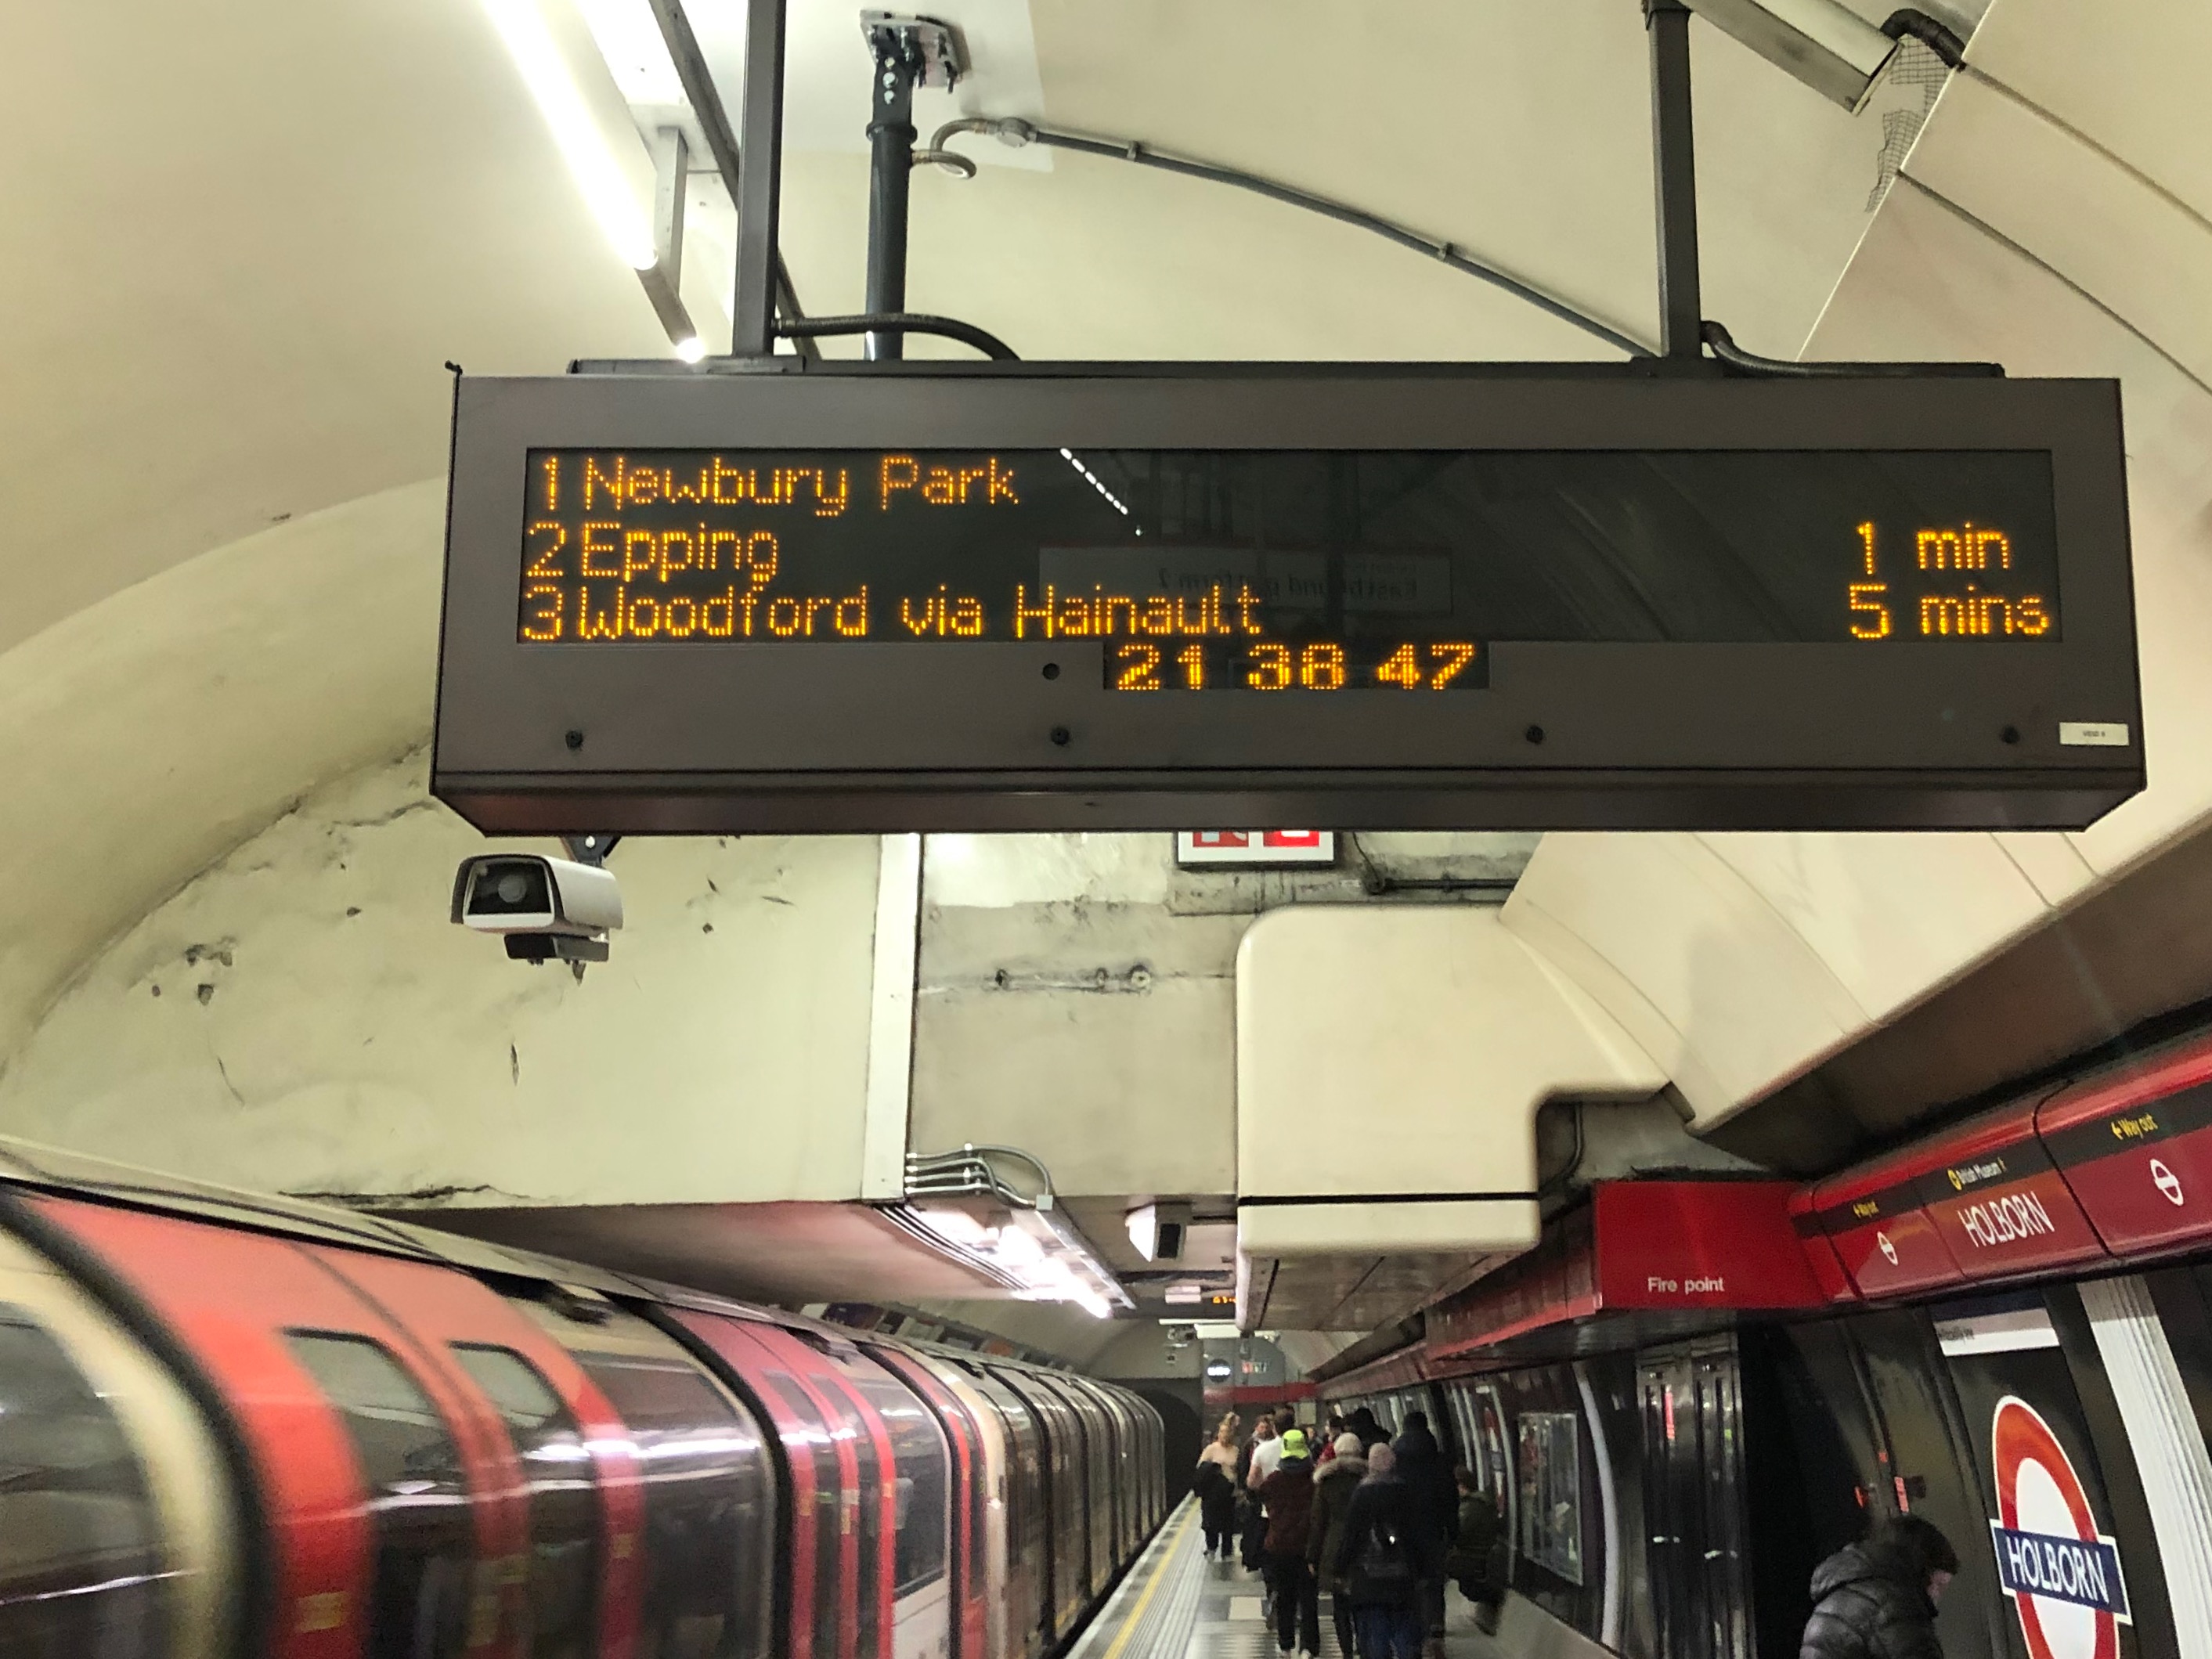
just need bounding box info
[644,0,814,359]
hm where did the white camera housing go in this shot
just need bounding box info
[452,855,623,963]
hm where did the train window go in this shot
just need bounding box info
[449,1345,598,1659]
[284,1331,476,1659]
[0,1304,168,1657]
[855,1376,947,1595]
[571,1351,771,1659]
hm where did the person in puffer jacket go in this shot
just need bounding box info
[1307,1434,1367,1659]
[1800,1515,1959,1659]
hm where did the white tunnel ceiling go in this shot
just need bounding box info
[3,0,1932,659]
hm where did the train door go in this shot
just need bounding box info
[870,1347,987,1659]
[834,1348,953,1659]
[988,1367,1088,1630]
[1636,1338,1752,1659]
[1048,1380,1124,1574]
[505,1297,777,1659]
[309,1249,646,1659]
[954,1364,1048,1659]
[1037,1376,1112,1592]
[670,1315,844,1659]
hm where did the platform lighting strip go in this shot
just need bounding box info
[484,0,704,362]
[1059,449,1141,534]
[908,1204,1125,1318]
[483,0,657,269]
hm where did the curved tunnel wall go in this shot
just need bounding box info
[1503,0,2212,1145]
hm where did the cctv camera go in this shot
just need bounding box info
[451,854,622,963]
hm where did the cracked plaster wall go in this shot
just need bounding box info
[0,750,882,1206]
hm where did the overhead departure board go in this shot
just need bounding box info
[434,368,2139,832]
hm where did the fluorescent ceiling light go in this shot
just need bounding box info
[575,0,687,105]
[484,0,659,269]
[899,1199,1129,1316]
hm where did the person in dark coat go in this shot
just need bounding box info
[1346,1406,1391,1452]
[1331,1444,1427,1659]
[1308,1434,1367,1659]
[1442,1466,1503,1632]
[1800,1515,1959,1659]
[1390,1412,1456,1651]
[1260,1430,1321,1655]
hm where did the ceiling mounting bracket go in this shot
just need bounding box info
[859,12,967,362]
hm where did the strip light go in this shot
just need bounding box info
[483,0,659,270]
[907,1203,1126,1319]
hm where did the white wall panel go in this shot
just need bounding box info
[1236,906,1663,1250]
[1962,0,2212,222]
[1694,831,2048,1022]
[1505,835,1859,1123]
[1990,831,2100,908]
[1907,73,2212,387]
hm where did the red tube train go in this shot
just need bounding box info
[0,1139,1165,1659]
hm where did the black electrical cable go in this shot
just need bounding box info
[929,117,1653,359]
[1701,320,2001,378]
[1882,8,1968,70]
[778,312,1019,361]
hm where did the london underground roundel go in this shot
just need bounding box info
[1990,1396,2131,1659]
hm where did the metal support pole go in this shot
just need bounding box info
[731,0,787,359]
[1645,0,1704,360]
[864,29,921,360]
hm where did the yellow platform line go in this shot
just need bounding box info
[1097,1502,1200,1659]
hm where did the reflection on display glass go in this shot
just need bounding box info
[514,448,2061,694]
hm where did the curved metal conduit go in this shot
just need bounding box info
[925,116,1656,360]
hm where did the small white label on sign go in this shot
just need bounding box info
[1936,1307,2061,1357]
[2059,722,2131,748]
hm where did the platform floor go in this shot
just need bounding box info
[1070,1499,1506,1659]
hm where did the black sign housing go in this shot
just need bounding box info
[433,365,2140,833]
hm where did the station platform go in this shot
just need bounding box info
[1067,1497,1512,1659]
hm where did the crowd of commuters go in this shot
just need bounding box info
[1193,1404,1494,1659]
[1196,1401,1958,1659]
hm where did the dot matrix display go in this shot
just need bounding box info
[514,445,2061,693]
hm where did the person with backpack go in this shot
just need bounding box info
[1260,1429,1322,1655]
[1330,1443,1429,1659]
